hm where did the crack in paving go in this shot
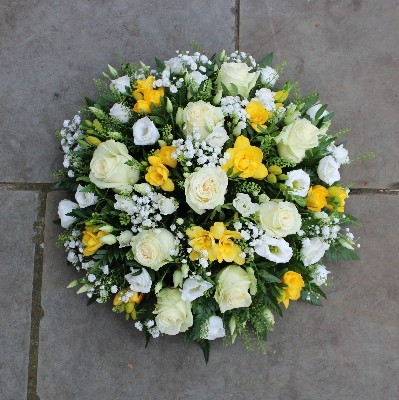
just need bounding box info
[27,190,48,400]
[235,0,240,51]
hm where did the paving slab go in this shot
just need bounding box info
[0,0,235,183]
[0,190,39,400]
[38,191,398,399]
[240,0,399,189]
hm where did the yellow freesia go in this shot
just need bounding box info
[186,226,217,261]
[306,185,328,212]
[210,222,244,265]
[245,100,270,132]
[145,164,174,191]
[278,271,304,309]
[148,146,177,169]
[82,229,108,257]
[221,135,268,180]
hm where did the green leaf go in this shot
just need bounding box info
[257,270,281,283]
[258,53,273,68]
[325,245,360,262]
[315,104,328,120]
[198,339,210,363]
[85,97,95,107]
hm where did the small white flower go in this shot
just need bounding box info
[328,143,349,165]
[285,169,310,197]
[58,199,79,228]
[110,75,130,94]
[87,274,96,283]
[111,285,118,294]
[232,193,260,217]
[254,88,276,112]
[317,155,341,185]
[125,267,152,293]
[180,276,213,301]
[135,321,143,331]
[254,236,293,263]
[75,185,98,208]
[67,251,78,264]
[132,117,160,145]
[202,316,226,340]
[109,103,130,123]
[310,264,331,286]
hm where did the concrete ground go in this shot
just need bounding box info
[0,1,398,399]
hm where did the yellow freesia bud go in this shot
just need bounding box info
[145,164,174,192]
[326,186,347,212]
[133,100,152,114]
[268,165,282,175]
[274,90,289,102]
[86,136,101,146]
[82,229,108,257]
[266,173,277,183]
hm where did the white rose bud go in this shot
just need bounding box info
[58,199,78,228]
[301,237,330,267]
[317,155,341,185]
[109,103,130,123]
[125,267,152,293]
[133,183,153,195]
[157,195,177,215]
[181,276,213,302]
[259,66,279,86]
[202,316,226,340]
[75,184,98,208]
[110,75,130,94]
[132,117,160,145]
[205,126,229,148]
[117,230,134,248]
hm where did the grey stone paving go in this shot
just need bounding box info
[1,1,399,399]
[240,0,399,188]
[0,191,39,400]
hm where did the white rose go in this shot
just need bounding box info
[205,126,229,148]
[275,118,320,163]
[217,62,258,98]
[254,235,293,263]
[165,57,184,74]
[182,101,225,140]
[214,265,253,313]
[125,267,152,293]
[184,166,228,215]
[114,194,135,215]
[132,117,160,145]
[232,193,260,217]
[317,155,341,185]
[301,237,330,266]
[327,143,349,165]
[153,288,193,335]
[310,264,331,286]
[258,200,302,238]
[89,140,140,190]
[157,195,177,215]
[109,103,130,123]
[130,228,176,271]
[306,103,329,121]
[110,75,130,94]
[202,316,225,340]
[285,169,311,197]
[117,230,134,248]
[58,199,78,228]
[259,66,279,86]
[75,185,98,208]
[254,88,276,112]
[181,276,213,302]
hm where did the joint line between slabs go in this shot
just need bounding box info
[235,0,240,51]
[0,182,53,192]
[27,190,47,400]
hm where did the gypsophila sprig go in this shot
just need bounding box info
[55,49,363,362]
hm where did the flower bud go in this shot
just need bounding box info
[154,281,163,294]
[258,194,270,203]
[173,270,183,288]
[86,136,101,146]
[212,88,223,105]
[266,173,277,183]
[284,110,300,125]
[99,234,117,245]
[278,174,288,181]
[274,90,288,102]
[99,224,114,233]
[158,140,167,147]
[268,165,282,175]
[166,97,173,113]
[175,107,184,127]
[319,121,331,135]
[219,49,226,62]
[232,124,242,137]
[181,263,189,278]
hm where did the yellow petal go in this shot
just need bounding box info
[210,222,226,240]
[234,135,251,149]
[161,178,174,192]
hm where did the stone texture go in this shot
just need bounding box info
[38,192,399,399]
[240,0,399,188]
[0,0,235,183]
[0,191,39,400]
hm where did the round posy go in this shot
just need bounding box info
[55,49,361,360]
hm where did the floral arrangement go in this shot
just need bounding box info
[55,49,360,361]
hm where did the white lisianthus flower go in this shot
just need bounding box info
[130,228,176,271]
[153,288,193,335]
[258,200,302,238]
[214,265,253,313]
[202,316,225,340]
[285,169,311,197]
[254,236,293,263]
[275,119,320,163]
[165,57,184,74]
[109,103,130,123]
[110,75,130,94]
[301,237,330,266]
[317,155,341,185]
[58,199,79,228]
[114,195,135,215]
[217,62,258,98]
[327,143,349,165]
[125,267,152,293]
[117,230,134,248]
[306,103,329,121]
[157,195,177,215]
[254,88,276,112]
[310,264,331,286]
[185,166,228,215]
[89,140,140,190]
[180,276,213,302]
[205,126,229,148]
[259,66,279,86]
[189,71,207,88]
[182,101,225,140]
[75,184,98,208]
[232,193,260,217]
[132,117,160,145]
